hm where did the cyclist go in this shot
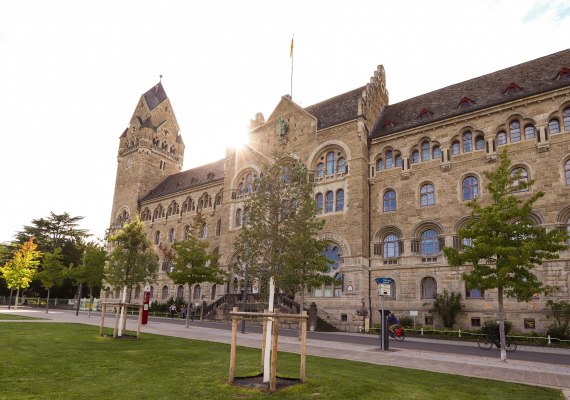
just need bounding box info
[387,312,400,336]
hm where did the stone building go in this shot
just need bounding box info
[108,49,570,332]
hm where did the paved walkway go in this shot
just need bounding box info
[2,307,570,398]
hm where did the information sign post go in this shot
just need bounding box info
[375,277,393,351]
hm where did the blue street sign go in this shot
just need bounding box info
[375,277,394,285]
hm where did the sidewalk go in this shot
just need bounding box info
[2,307,570,398]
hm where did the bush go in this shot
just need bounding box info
[547,324,570,340]
[429,290,463,329]
[481,320,512,338]
[399,316,415,328]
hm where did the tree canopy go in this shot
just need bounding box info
[36,248,66,313]
[106,215,158,301]
[444,149,567,360]
[234,153,329,300]
[0,237,42,308]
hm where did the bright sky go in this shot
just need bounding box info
[1,0,569,243]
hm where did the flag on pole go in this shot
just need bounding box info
[290,35,294,58]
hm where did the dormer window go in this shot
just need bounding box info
[556,67,570,80]
[207,172,215,180]
[418,108,433,119]
[503,82,522,95]
[384,119,397,128]
[458,97,474,108]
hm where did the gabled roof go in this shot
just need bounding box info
[143,82,168,111]
[141,159,225,202]
[370,48,570,139]
[304,86,364,129]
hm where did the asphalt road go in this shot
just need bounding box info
[148,315,570,366]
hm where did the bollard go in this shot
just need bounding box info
[547,335,551,345]
[421,327,424,336]
[458,329,461,338]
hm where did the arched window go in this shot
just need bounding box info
[325,191,334,213]
[549,118,561,134]
[420,184,435,206]
[524,124,536,140]
[154,231,161,245]
[395,153,402,168]
[565,160,570,186]
[149,286,154,299]
[451,141,460,156]
[161,285,169,299]
[384,234,400,258]
[462,176,479,200]
[509,120,521,142]
[134,287,141,299]
[235,208,242,227]
[432,146,441,160]
[245,173,253,193]
[316,193,323,213]
[316,163,324,177]
[168,228,175,243]
[383,190,396,212]
[216,219,221,236]
[421,230,439,256]
[466,284,484,298]
[421,277,437,299]
[385,150,393,169]
[326,152,336,174]
[201,223,208,239]
[211,284,217,300]
[335,189,344,211]
[497,131,507,146]
[184,225,191,240]
[177,285,184,299]
[511,167,529,192]
[563,107,570,131]
[193,285,201,300]
[475,136,485,151]
[411,150,419,164]
[421,142,430,161]
[238,182,244,195]
[376,159,383,172]
[462,132,472,152]
[337,158,346,174]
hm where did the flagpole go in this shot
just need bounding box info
[290,34,294,100]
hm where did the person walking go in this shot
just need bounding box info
[169,303,177,319]
[190,304,196,321]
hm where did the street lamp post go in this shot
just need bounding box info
[241,260,249,334]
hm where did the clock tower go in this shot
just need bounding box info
[109,81,185,231]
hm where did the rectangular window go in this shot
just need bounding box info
[471,317,481,327]
[424,316,433,325]
[341,313,348,322]
[524,318,536,329]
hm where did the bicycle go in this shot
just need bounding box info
[378,326,406,341]
[477,335,517,352]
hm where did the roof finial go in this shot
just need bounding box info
[159,74,163,83]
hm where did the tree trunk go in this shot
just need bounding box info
[88,288,93,318]
[14,288,20,310]
[8,289,13,310]
[497,286,507,361]
[45,287,51,314]
[298,285,305,338]
[185,284,193,328]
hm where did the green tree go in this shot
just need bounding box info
[165,211,225,327]
[106,215,158,302]
[444,149,567,361]
[234,153,328,308]
[0,237,41,309]
[545,299,570,340]
[36,248,66,313]
[428,289,463,329]
[68,242,106,316]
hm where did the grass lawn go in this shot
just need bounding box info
[0,313,43,320]
[0,323,563,400]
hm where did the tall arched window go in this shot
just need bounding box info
[376,159,383,172]
[337,158,346,174]
[565,160,570,186]
[335,189,344,211]
[177,285,184,299]
[511,167,529,192]
[497,131,507,146]
[235,208,242,227]
[245,173,253,193]
[462,132,472,152]
[432,146,441,160]
[475,136,485,150]
[421,230,439,256]
[421,277,437,299]
[384,234,400,258]
[154,230,161,245]
[316,163,324,177]
[168,228,175,243]
[325,191,334,213]
[161,285,169,299]
[395,153,402,168]
[451,141,460,156]
[184,225,191,240]
[420,184,435,206]
[411,150,419,164]
[524,124,536,140]
[193,285,201,300]
[201,223,208,239]
[385,150,393,169]
[462,176,479,200]
[509,120,521,142]
[421,142,430,161]
[564,107,570,131]
[549,118,561,134]
[326,152,336,175]
[383,190,396,212]
[316,193,323,213]
[211,284,217,300]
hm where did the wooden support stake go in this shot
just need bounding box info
[99,303,106,336]
[136,304,143,338]
[269,315,279,392]
[300,311,307,382]
[261,309,268,372]
[229,306,239,384]
[113,304,120,338]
